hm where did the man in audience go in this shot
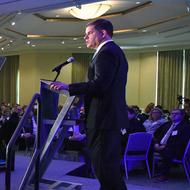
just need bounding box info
[184,99,190,121]
[121,107,145,153]
[153,108,190,182]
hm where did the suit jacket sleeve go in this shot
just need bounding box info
[69,46,118,97]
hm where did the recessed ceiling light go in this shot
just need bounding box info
[11,22,16,26]
[10,40,13,43]
[73,38,78,40]
[32,44,36,47]
[136,1,141,5]
[1,47,4,51]
[142,29,147,32]
[153,45,157,47]
[55,15,60,18]
[0,36,2,39]
[78,46,82,49]
[17,11,22,15]
[61,41,65,44]
[27,41,31,44]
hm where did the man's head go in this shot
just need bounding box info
[128,107,137,120]
[170,108,185,123]
[84,19,113,49]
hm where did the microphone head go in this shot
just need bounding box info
[67,57,75,63]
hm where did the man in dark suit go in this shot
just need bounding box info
[51,19,128,190]
[153,108,190,182]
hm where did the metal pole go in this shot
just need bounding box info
[34,96,42,190]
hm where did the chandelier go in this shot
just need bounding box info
[67,3,111,20]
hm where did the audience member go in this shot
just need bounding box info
[184,99,190,121]
[153,108,190,182]
[17,109,36,151]
[121,107,145,153]
[143,107,168,135]
[137,102,155,123]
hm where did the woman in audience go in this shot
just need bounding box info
[143,107,168,135]
[137,102,155,123]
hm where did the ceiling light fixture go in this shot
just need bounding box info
[11,22,16,26]
[67,2,111,20]
[185,0,190,12]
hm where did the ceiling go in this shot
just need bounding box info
[0,0,190,54]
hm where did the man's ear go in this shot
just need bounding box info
[101,29,107,38]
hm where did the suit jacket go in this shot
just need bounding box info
[69,41,128,132]
[154,120,190,157]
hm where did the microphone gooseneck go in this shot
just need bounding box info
[52,57,75,72]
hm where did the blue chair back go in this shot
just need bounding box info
[125,132,152,154]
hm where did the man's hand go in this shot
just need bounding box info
[50,81,69,91]
[154,143,166,151]
[21,133,32,138]
[69,133,86,141]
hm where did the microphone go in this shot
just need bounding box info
[52,57,75,72]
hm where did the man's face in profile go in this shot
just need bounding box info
[84,25,104,49]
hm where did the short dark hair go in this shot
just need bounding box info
[128,107,136,115]
[171,108,185,115]
[87,19,113,37]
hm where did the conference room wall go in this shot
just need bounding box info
[126,51,157,110]
[19,52,72,105]
[19,51,157,109]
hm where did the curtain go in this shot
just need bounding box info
[185,49,190,99]
[0,55,19,104]
[72,53,93,83]
[157,50,183,111]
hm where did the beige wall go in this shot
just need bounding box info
[19,52,72,105]
[19,51,157,109]
[126,51,157,109]
[125,52,140,106]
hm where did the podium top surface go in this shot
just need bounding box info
[40,79,69,96]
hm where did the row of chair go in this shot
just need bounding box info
[123,132,190,183]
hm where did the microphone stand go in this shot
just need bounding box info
[53,70,60,82]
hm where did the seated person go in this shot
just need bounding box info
[153,108,190,182]
[137,102,155,123]
[63,117,86,151]
[62,100,86,152]
[184,99,190,121]
[17,110,36,151]
[0,105,21,145]
[143,107,168,135]
[0,105,21,161]
[121,107,145,153]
